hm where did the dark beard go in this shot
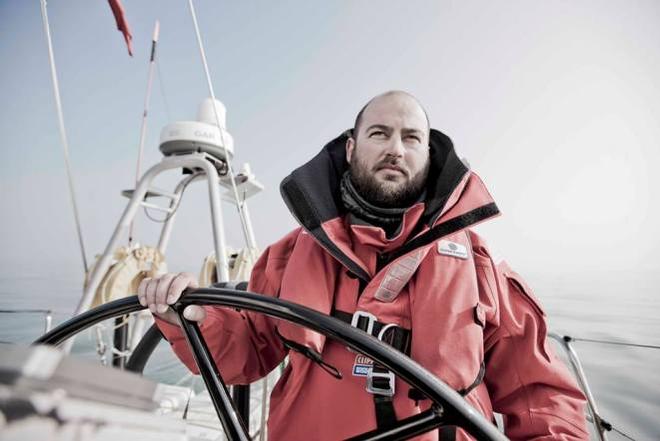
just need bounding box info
[349,154,429,209]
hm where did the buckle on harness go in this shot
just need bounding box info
[367,369,395,396]
[351,311,377,335]
[377,323,400,344]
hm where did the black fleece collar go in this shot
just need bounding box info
[280,128,469,231]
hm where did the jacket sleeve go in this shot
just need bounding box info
[154,237,294,385]
[470,231,589,440]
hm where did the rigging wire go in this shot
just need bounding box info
[129,21,161,245]
[611,426,637,441]
[156,58,172,122]
[586,414,637,441]
[568,334,656,441]
[0,308,54,333]
[186,0,257,252]
[0,308,52,314]
[567,336,660,351]
[39,0,88,273]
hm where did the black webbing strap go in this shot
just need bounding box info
[457,362,486,396]
[276,331,342,380]
[370,361,398,430]
[333,309,413,431]
[439,426,457,440]
[371,325,405,431]
[408,361,486,402]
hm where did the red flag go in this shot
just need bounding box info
[108,0,133,56]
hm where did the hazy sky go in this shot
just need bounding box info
[1,0,659,281]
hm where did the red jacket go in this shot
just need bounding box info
[157,129,588,440]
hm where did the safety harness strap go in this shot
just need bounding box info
[333,309,413,431]
[369,361,398,431]
[439,426,457,440]
[373,395,398,430]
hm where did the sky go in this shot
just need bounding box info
[1,0,659,282]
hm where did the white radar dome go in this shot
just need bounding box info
[197,98,227,128]
[159,98,234,161]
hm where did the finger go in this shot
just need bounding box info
[155,273,177,314]
[167,272,199,304]
[145,276,159,313]
[183,305,206,322]
[137,277,151,306]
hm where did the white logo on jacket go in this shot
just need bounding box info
[437,240,468,259]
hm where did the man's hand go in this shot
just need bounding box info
[137,272,207,325]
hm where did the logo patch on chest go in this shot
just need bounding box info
[352,354,374,376]
[437,240,469,259]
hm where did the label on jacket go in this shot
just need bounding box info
[352,354,373,376]
[438,240,468,259]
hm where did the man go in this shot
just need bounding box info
[139,91,589,440]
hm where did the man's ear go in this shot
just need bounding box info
[346,137,355,163]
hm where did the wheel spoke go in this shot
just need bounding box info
[177,314,251,441]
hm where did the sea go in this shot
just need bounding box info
[0,262,658,440]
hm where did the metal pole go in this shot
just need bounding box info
[204,161,230,282]
[129,21,160,245]
[64,154,229,353]
[77,154,229,315]
[240,202,259,255]
[45,312,52,333]
[156,172,204,255]
[39,0,88,273]
[112,316,129,368]
[548,333,608,441]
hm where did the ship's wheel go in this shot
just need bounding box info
[35,287,507,441]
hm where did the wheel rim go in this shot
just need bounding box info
[35,287,508,441]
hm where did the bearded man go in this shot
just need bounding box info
[139,91,589,440]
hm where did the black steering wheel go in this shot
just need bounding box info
[35,287,508,441]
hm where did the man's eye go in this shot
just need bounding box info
[370,131,386,137]
[405,135,421,142]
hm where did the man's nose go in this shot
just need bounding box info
[384,135,405,157]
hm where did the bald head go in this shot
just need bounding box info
[353,90,430,140]
[345,90,431,208]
